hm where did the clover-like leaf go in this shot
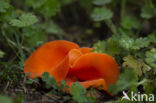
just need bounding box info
[10,13,38,27]
[25,0,60,17]
[41,72,68,94]
[39,0,60,17]
[145,48,156,68]
[70,82,88,103]
[41,72,58,89]
[132,37,150,50]
[93,41,106,53]
[93,38,120,56]
[119,36,134,49]
[123,55,151,76]
[91,7,113,21]
[119,36,150,50]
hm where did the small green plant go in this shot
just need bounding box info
[10,13,38,27]
[70,82,88,103]
[41,72,69,95]
[70,82,97,103]
[145,48,156,68]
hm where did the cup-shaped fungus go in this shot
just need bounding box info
[24,40,119,92]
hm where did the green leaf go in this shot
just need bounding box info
[108,69,138,94]
[25,0,45,9]
[39,0,60,17]
[41,72,58,89]
[40,21,62,34]
[0,95,13,103]
[145,48,156,68]
[25,0,60,17]
[92,0,112,5]
[70,82,88,103]
[119,36,150,50]
[41,72,67,95]
[0,50,5,58]
[0,6,15,22]
[0,0,10,13]
[148,33,156,44]
[59,80,69,90]
[132,37,150,50]
[91,7,113,21]
[118,27,133,36]
[23,27,47,47]
[93,41,107,53]
[119,36,134,49]
[41,72,50,80]
[123,55,151,76]
[141,6,156,19]
[10,13,38,27]
[93,37,120,56]
[121,16,141,29]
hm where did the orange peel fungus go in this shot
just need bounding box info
[24,40,119,92]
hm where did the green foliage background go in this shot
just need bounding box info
[0,0,156,103]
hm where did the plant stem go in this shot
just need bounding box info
[105,19,117,34]
[121,0,126,20]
